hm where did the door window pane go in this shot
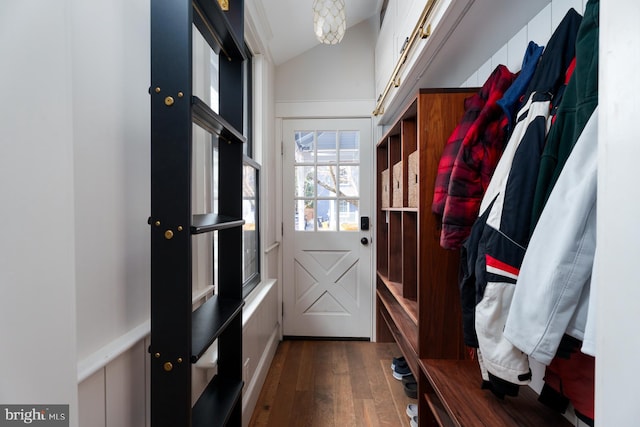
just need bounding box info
[294,165,315,197]
[317,200,336,231]
[339,199,359,231]
[317,131,337,163]
[316,165,337,197]
[339,131,359,163]
[339,165,359,197]
[295,131,315,163]
[295,200,315,231]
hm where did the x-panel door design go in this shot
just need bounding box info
[282,118,373,338]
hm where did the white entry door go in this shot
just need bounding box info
[282,118,373,338]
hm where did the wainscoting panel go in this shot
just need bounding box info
[78,369,106,427]
[242,280,280,426]
[105,341,146,427]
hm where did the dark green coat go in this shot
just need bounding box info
[530,0,599,233]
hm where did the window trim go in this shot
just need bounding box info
[242,156,261,297]
[241,43,260,298]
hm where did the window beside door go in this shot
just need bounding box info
[192,30,261,298]
[242,159,260,294]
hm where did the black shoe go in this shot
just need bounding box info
[391,356,405,370]
[404,381,418,399]
[402,374,415,385]
[393,362,412,380]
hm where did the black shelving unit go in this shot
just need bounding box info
[149,0,246,426]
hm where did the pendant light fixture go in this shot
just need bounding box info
[312,0,346,45]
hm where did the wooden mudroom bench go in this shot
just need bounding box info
[419,359,574,427]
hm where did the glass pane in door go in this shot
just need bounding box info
[293,126,360,233]
[339,165,359,197]
[295,131,315,162]
[339,131,359,163]
[317,199,336,231]
[294,200,315,231]
[294,165,315,197]
[339,199,359,231]
[316,131,337,163]
[316,165,338,198]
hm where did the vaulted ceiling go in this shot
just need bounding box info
[249,0,384,65]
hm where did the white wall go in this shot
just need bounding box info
[597,1,640,425]
[462,0,585,86]
[3,0,151,426]
[275,19,377,104]
[0,0,79,424]
[71,0,151,425]
[72,0,150,365]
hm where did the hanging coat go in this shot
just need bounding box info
[531,0,600,233]
[433,93,487,219]
[433,72,503,221]
[456,42,543,347]
[503,98,598,346]
[505,3,599,422]
[497,41,544,132]
[463,8,582,397]
[439,65,516,250]
[504,108,598,422]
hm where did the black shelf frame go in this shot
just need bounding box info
[191,213,244,234]
[192,376,244,427]
[150,0,245,425]
[191,296,244,363]
[192,96,247,145]
[192,0,246,62]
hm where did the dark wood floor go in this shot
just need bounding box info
[248,340,415,427]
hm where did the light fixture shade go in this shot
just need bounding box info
[312,0,346,45]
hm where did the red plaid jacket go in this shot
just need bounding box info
[432,88,486,219]
[433,65,516,249]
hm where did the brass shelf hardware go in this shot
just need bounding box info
[421,23,432,39]
[192,1,231,61]
[373,0,439,116]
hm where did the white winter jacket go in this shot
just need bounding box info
[504,107,598,364]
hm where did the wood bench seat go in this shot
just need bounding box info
[419,359,573,427]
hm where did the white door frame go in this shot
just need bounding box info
[275,105,376,340]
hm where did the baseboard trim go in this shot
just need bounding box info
[283,335,370,341]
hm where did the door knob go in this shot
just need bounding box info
[361,237,369,245]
